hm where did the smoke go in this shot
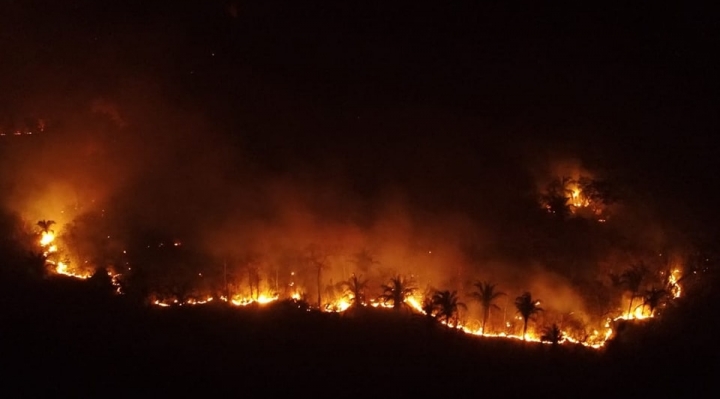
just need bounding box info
[0,2,705,336]
[0,80,695,325]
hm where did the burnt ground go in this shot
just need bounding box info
[1,275,718,397]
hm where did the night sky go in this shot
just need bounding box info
[1,1,718,237]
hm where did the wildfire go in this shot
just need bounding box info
[38,222,92,279]
[32,212,690,352]
[326,298,351,312]
[570,187,588,208]
[668,269,682,298]
[139,285,673,349]
[152,292,281,308]
[230,293,279,306]
[404,295,424,313]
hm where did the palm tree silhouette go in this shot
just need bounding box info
[470,281,505,334]
[641,287,667,316]
[421,294,438,322]
[378,275,416,311]
[431,289,466,328]
[540,323,563,346]
[515,292,543,340]
[341,274,368,308]
[37,220,56,234]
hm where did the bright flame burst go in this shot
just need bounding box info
[38,225,92,279]
[570,187,588,208]
[40,231,55,247]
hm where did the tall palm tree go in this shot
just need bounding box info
[515,292,543,340]
[379,275,416,311]
[341,274,368,308]
[432,289,466,328]
[470,281,506,334]
[621,263,648,315]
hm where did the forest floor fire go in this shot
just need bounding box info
[32,217,682,349]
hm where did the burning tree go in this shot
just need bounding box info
[641,287,668,317]
[540,323,564,346]
[304,244,329,308]
[421,292,438,322]
[341,274,368,308]
[621,262,648,316]
[241,253,263,301]
[431,289,466,328]
[470,280,506,335]
[515,292,543,340]
[379,275,417,311]
[540,177,573,218]
[539,174,616,221]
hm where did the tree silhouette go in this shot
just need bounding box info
[621,263,648,315]
[641,287,667,316]
[37,219,56,234]
[431,289,466,328]
[341,274,368,308]
[541,177,573,218]
[421,293,438,324]
[378,275,416,311]
[352,249,379,274]
[470,281,505,335]
[304,245,329,308]
[540,323,563,346]
[238,252,263,300]
[515,292,543,340]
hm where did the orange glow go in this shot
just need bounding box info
[52,260,92,279]
[38,220,92,279]
[405,295,424,313]
[668,269,682,298]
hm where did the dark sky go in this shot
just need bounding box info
[1,1,718,233]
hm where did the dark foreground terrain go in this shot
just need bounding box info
[2,275,718,397]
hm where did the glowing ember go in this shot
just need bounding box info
[668,269,682,298]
